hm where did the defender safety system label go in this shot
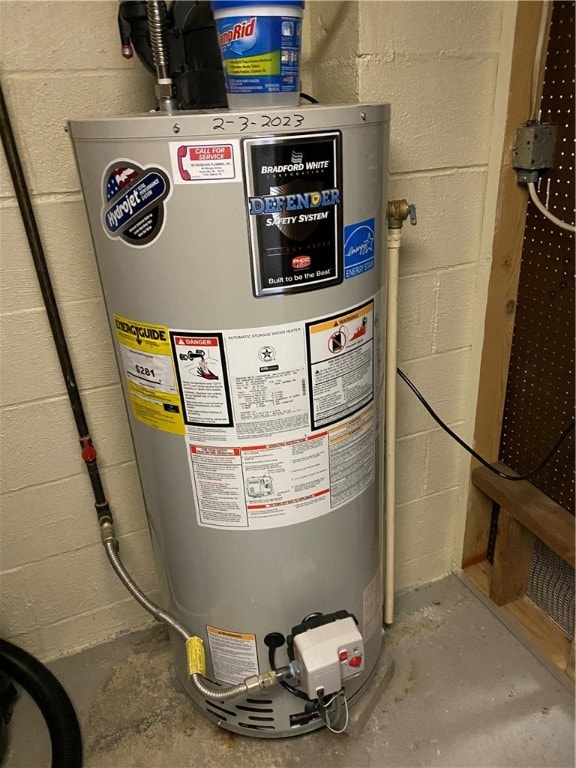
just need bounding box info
[243,132,343,297]
[102,161,171,247]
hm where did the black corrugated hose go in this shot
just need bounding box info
[0,639,82,768]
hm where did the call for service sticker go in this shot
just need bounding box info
[102,161,171,247]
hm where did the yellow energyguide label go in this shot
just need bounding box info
[113,314,185,435]
[186,636,206,676]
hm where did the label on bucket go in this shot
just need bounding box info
[216,14,301,94]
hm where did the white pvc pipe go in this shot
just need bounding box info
[384,227,402,625]
[527,182,576,233]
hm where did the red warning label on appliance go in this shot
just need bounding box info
[170,331,233,426]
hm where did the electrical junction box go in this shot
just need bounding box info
[512,122,558,182]
[293,617,365,699]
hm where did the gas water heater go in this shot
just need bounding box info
[70,103,390,737]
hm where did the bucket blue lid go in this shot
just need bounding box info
[213,0,304,9]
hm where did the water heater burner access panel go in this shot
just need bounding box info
[243,131,343,297]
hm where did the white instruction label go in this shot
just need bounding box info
[172,298,378,530]
[207,626,259,684]
[188,432,330,529]
[225,324,309,441]
[329,407,375,508]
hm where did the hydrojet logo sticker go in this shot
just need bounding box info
[102,161,170,247]
[344,218,375,279]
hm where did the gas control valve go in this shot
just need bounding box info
[289,611,364,700]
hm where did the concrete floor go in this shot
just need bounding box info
[4,575,575,767]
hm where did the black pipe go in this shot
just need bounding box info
[0,83,111,523]
[0,639,82,768]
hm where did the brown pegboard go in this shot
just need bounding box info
[499,0,575,513]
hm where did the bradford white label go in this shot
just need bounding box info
[243,132,343,297]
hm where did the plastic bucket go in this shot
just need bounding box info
[212,0,304,108]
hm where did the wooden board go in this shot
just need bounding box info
[472,463,575,568]
[462,1,553,566]
[465,561,571,674]
[490,508,536,605]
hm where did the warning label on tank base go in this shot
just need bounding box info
[207,625,259,684]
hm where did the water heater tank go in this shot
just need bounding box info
[69,103,390,737]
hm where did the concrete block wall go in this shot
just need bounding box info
[1,1,512,660]
[363,1,505,591]
[303,0,507,591]
[0,1,160,660]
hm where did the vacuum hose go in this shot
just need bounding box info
[0,639,82,768]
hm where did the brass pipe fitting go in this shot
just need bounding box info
[387,199,417,228]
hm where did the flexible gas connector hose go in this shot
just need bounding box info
[146,0,176,112]
[101,522,292,702]
[527,182,576,233]
[189,674,250,701]
[146,0,170,74]
[102,534,190,642]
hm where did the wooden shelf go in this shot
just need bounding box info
[472,463,575,568]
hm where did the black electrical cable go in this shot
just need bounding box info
[267,644,309,701]
[397,367,575,482]
[300,92,319,104]
[0,639,82,768]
